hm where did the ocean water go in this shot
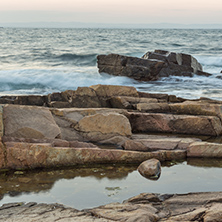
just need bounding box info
[1,28,222,99]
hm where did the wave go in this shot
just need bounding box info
[1,52,98,68]
[197,56,222,67]
[55,53,97,66]
[0,68,135,95]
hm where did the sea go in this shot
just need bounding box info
[1,28,222,100]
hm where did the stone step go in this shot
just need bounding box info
[127,112,222,136]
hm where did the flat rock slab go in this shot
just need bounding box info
[90,84,139,97]
[169,101,222,119]
[123,137,200,151]
[4,142,185,170]
[2,192,221,221]
[128,112,222,136]
[0,202,111,222]
[187,141,222,158]
[3,105,61,139]
[75,112,132,141]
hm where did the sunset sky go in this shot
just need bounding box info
[1,0,222,24]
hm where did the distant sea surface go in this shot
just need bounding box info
[1,28,222,99]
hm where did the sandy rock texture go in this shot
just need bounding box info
[1,192,222,221]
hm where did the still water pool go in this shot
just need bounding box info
[0,159,222,210]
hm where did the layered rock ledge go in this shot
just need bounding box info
[1,192,222,221]
[0,84,222,170]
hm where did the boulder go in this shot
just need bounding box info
[97,51,211,81]
[137,158,161,179]
[75,112,132,142]
[127,112,222,136]
[97,53,165,81]
[51,107,128,142]
[3,105,61,139]
[187,142,222,158]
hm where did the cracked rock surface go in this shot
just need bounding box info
[1,192,222,222]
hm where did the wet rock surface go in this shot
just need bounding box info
[97,50,211,81]
[1,192,222,221]
[137,158,161,179]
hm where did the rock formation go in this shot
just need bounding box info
[0,84,222,221]
[1,192,222,221]
[137,158,161,179]
[97,50,212,81]
[0,84,222,170]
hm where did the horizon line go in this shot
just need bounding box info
[1,21,222,29]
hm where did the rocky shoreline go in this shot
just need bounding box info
[1,51,222,221]
[1,84,222,170]
[0,191,222,221]
[0,85,222,220]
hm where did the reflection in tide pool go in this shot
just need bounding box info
[0,160,222,210]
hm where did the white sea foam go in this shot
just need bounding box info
[1,28,222,99]
[196,56,222,73]
[0,68,136,95]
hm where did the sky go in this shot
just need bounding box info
[0,0,222,25]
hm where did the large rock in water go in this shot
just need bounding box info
[97,50,211,81]
[97,53,165,81]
